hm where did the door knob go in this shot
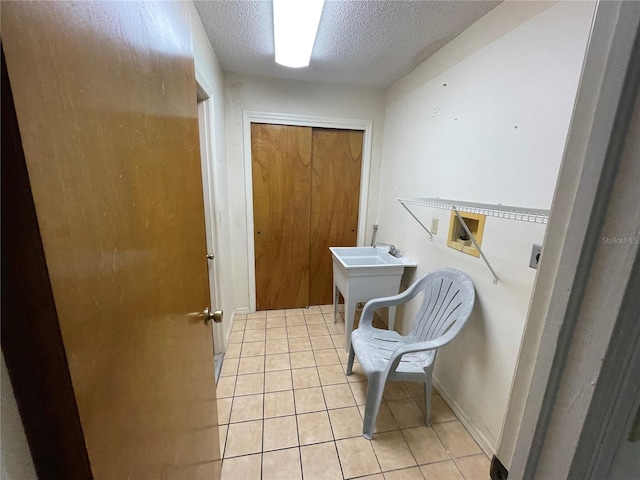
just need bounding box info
[203,307,223,324]
[206,253,214,260]
[203,307,213,324]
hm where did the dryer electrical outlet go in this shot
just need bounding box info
[530,244,542,269]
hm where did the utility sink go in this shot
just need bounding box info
[330,246,417,352]
[330,247,414,270]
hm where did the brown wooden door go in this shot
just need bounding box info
[251,123,312,310]
[3,2,220,479]
[251,124,362,310]
[309,129,363,305]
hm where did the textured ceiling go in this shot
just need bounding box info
[193,0,500,88]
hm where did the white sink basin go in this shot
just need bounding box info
[329,247,417,351]
[330,247,416,270]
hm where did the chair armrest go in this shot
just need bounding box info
[384,329,461,375]
[359,278,431,329]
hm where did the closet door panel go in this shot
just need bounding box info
[251,124,312,310]
[309,129,363,305]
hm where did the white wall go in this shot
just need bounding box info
[187,2,235,346]
[377,1,595,453]
[1,354,37,480]
[223,74,387,310]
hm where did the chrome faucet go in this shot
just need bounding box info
[375,242,401,257]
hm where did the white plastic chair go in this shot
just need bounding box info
[346,268,476,440]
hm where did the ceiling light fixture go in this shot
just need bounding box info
[273,0,325,68]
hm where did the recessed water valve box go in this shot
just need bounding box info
[447,211,486,258]
[530,244,542,269]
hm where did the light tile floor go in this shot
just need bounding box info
[218,306,490,479]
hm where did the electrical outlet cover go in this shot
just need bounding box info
[530,244,542,269]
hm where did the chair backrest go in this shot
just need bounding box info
[409,269,476,343]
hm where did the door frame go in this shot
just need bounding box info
[196,68,224,353]
[497,1,640,477]
[243,111,373,313]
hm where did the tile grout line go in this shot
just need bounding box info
[430,419,467,477]
[220,316,242,472]
[331,439,347,480]
[288,330,305,480]
[451,455,472,480]
[260,341,266,480]
[398,426,431,477]
[304,310,336,479]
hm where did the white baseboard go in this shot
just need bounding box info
[222,310,236,352]
[433,376,495,458]
[223,307,250,351]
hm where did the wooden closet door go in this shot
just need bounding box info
[252,124,312,310]
[309,129,363,305]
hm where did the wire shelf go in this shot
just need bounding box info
[396,198,550,285]
[397,198,550,224]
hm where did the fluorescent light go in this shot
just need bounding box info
[273,0,325,68]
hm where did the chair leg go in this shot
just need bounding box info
[346,345,356,376]
[362,373,385,440]
[423,374,433,427]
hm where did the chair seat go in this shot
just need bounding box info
[352,327,435,376]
